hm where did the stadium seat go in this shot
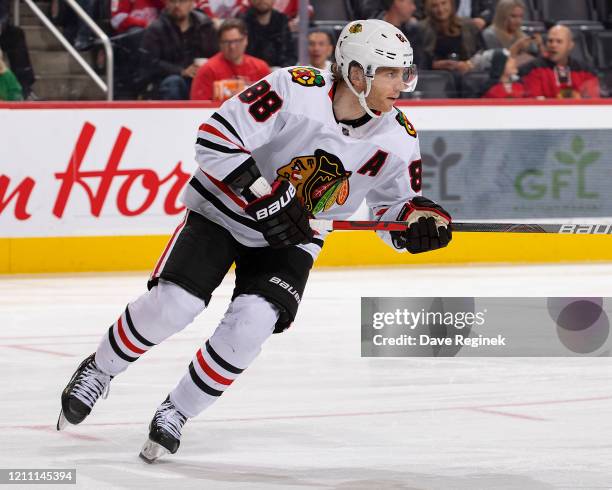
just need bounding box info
[593,0,612,25]
[312,20,348,43]
[461,71,490,98]
[310,0,353,21]
[406,70,457,98]
[593,30,612,69]
[521,20,547,34]
[598,68,612,96]
[536,0,596,23]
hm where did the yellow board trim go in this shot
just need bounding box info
[1,232,611,274]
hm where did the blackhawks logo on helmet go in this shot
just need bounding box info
[277,149,351,215]
[349,23,362,34]
[289,67,326,87]
[395,108,417,138]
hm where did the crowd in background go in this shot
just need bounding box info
[0,0,611,100]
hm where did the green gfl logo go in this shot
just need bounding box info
[515,136,600,200]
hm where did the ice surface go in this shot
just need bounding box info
[1,264,611,489]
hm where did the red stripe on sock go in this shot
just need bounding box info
[196,349,234,385]
[117,317,146,355]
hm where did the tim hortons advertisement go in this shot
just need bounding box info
[0,108,216,238]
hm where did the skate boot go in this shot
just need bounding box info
[139,396,188,463]
[56,353,113,430]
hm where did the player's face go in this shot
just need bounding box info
[308,33,333,66]
[507,6,524,33]
[366,67,406,113]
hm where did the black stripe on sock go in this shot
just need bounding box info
[189,177,260,231]
[211,112,244,146]
[189,362,223,396]
[107,326,138,362]
[196,138,245,154]
[205,340,244,374]
[124,306,155,347]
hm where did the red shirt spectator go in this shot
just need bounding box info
[520,58,599,99]
[191,51,270,100]
[519,25,600,99]
[191,19,270,100]
[483,82,525,98]
[111,0,164,33]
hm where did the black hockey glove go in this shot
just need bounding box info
[245,179,314,248]
[391,196,452,254]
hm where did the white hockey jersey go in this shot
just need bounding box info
[182,66,422,260]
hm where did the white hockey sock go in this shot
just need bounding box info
[170,294,279,418]
[95,280,206,376]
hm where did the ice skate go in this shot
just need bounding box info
[139,396,188,463]
[57,353,113,430]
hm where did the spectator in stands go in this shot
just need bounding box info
[0,48,22,100]
[195,0,247,28]
[420,0,483,73]
[111,0,164,34]
[453,0,494,30]
[241,0,296,68]
[481,48,525,98]
[377,0,426,68]
[520,25,600,99]
[0,0,35,97]
[140,0,218,100]
[191,18,270,101]
[482,0,543,66]
[307,29,333,71]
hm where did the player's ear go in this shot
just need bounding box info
[348,63,366,92]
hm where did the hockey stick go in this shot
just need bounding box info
[309,219,612,235]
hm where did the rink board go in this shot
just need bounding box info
[1,100,612,273]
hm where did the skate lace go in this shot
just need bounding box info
[72,362,112,408]
[153,399,187,440]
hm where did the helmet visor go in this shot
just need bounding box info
[401,65,419,92]
[373,65,419,92]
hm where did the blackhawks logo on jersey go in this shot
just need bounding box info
[277,149,351,215]
[289,67,326,88]
[395,108,417,138]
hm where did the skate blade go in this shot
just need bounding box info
[139,439,170,464]
[56,410,69,431]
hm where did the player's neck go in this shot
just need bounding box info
[332,82,367,121]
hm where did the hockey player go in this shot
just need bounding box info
[57,18,452,462]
